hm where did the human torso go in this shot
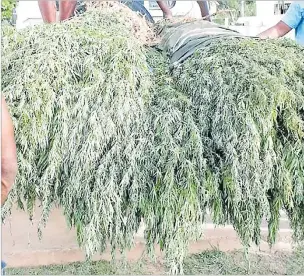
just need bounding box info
[295,3,304,45]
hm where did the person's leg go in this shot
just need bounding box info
[38,0,57,23]
[59,0,77,22]
[156,1,173,19]
[197,1,211,21]
[1,261,6,275]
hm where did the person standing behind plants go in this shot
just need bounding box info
[1,96,18,275]
[1,96,17,205]
[258,1,304,46]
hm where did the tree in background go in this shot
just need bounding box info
[1,0,16,22]
[213,0,256,25]
[219,0,256,16]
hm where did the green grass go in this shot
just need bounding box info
[7,261,116,275]
[6,259,160,275]
[7,247,304,275]
[184,248,304,275]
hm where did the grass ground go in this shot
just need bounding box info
[7,246,304,275]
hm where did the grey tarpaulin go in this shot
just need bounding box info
[157,20,258,68]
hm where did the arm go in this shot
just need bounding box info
[259,21,292,39]
[1,96,17,205]
[259,2,302,39]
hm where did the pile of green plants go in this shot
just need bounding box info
[2,5,304,274]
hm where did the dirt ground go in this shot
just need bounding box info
[2,205,295,270]
[6,247,304,275]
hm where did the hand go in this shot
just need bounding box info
[257,22,292,40]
